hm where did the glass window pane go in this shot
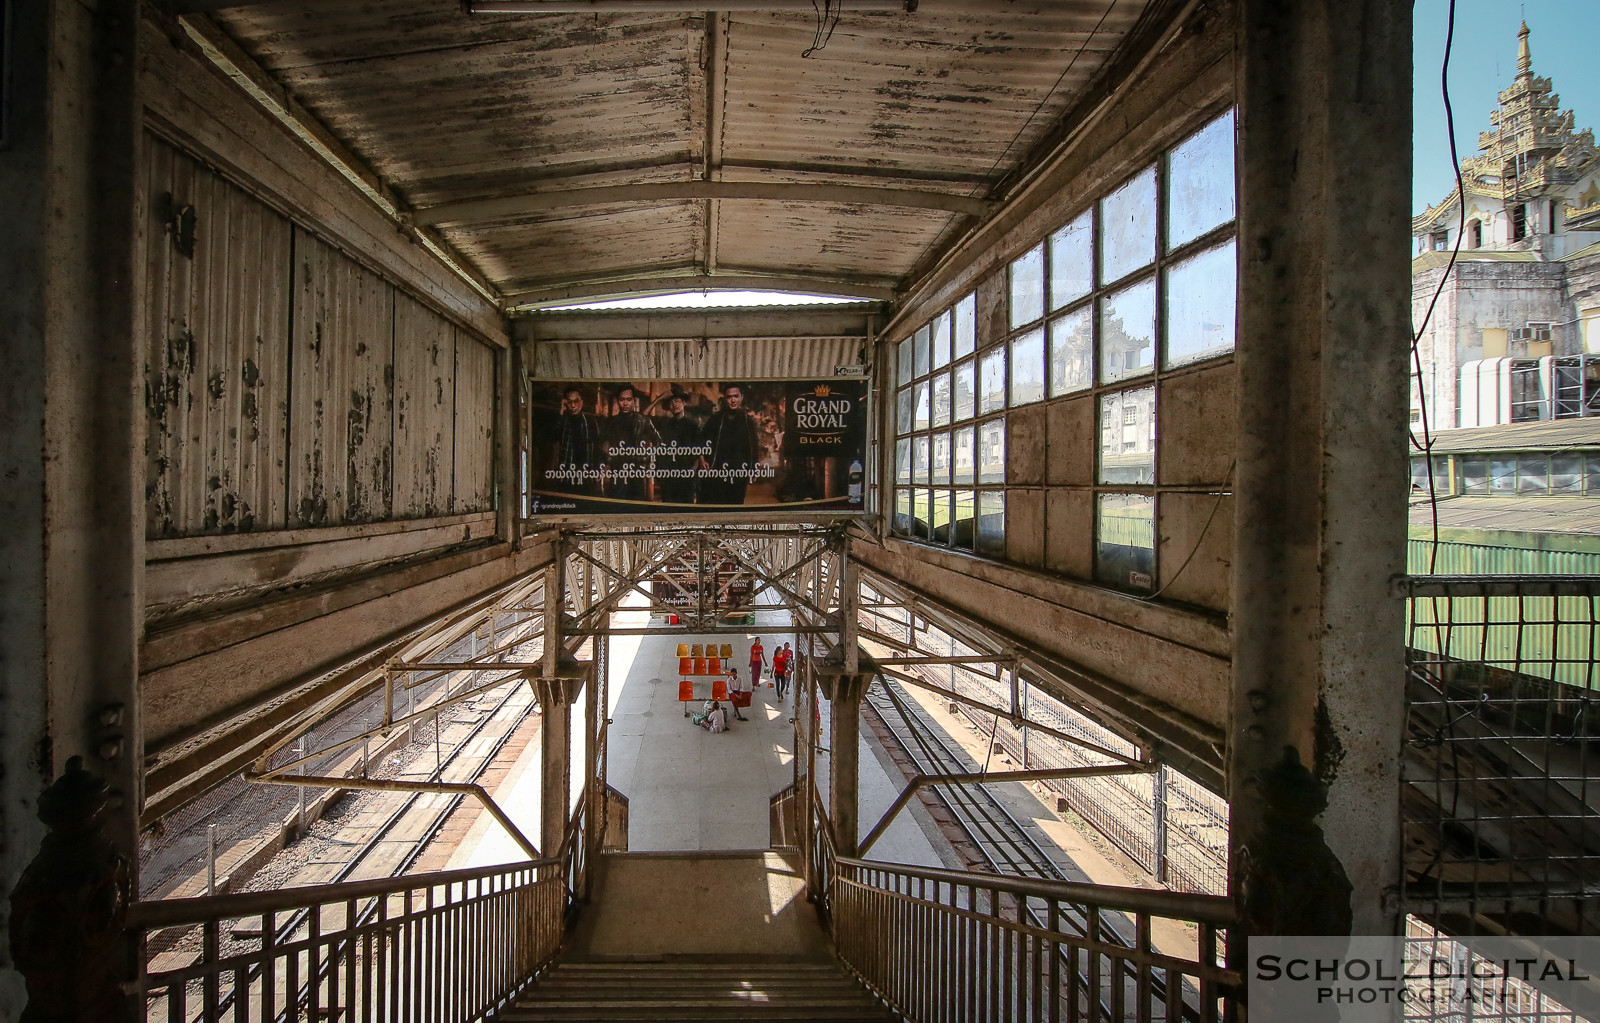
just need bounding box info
[954,294,977,358]
[1461,457,1488,495]
[1518,455,1549,494]
[929,489,953,545]
[897,336,914,384]
[913,325,930,379]
[1009,328,1046,406]
[1049,307,1092,397]
[896,387,914,435]
[1098,387,1156,485]
[1099,277,1157,383]
[977,492,1006,559]
[1552,454,1584,494]
[953,360,976,421]
[931,372,952,427]
[1489,456,1517,495]
[913,436,931,485]
[931,310,952,369]
[913,488,932,540]
[953,426,975,484]
[1096,493,1155,592]
[1164,239,1237,367]
[894,488,913,535]
[979,420,1006,484]
[914,380,931,430]
[895,438,911,485]
[1049,209,1093,311]
[979,347,1007,414]
[931,432,952,485]
[953,490,976,551]
[1099,166,1157,283]
[1167,109,1236,250]
[1010,244,1046,328]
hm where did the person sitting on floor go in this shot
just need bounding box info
[692,700,728,733]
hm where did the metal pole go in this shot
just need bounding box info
[206,824,217,895]
[1153,764,1169,885]
[295,741,307,835]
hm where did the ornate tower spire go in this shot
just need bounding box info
[1517,21,1532,78]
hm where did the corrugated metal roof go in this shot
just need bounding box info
[528,337,866,380]
[1423,418,1600,453]
[1410,496,1600,536]
[207,0,1159,302]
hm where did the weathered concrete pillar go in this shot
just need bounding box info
[495,342,517,544]
[535,671,582,860]
[1231,0,1411,943]
[0,0,143,1015]
[817,646,875,859]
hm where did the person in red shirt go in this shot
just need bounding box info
[748,638,767,690]
[772,645,791,700]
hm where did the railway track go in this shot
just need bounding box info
[148,674,539,1021]
[866,674,1205,1020]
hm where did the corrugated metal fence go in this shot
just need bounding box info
[144,135,497,539]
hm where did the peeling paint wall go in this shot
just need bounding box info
[143,135,497,540]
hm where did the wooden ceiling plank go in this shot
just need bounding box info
[413,179,993,226]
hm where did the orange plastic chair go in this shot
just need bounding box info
[712,679,728,701]
[679,656,693,675]
[676,643,690,657]
[707,656,722,675]
[679,679,695,702]
[693,657,708,675]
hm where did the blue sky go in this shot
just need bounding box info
[1414,0,1600,214]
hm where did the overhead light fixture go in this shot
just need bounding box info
[469,1,916,12]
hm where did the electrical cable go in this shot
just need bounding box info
[1410,0,1465,576]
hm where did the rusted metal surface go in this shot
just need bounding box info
[289,228,395,525]
[205,2,1153,298]
[526,336,864,379]
[392,292,456,517]
[454,335,498,512]
[145,136,293,538]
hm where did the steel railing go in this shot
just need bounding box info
[802,783,1239,1022]
[133,794,589,1022]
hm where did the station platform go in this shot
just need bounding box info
[449,592,952,868]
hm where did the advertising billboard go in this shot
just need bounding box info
[526,378,868,515]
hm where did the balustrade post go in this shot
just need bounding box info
[8,757,136,1022]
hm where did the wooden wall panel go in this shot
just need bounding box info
[393,293,456,517]
[288,229,394,525]
[144,136,292,539]
[452,334,496,513]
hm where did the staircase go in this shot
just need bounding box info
[500,956,896,1021]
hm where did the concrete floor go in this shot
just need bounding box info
[568,850,831,959]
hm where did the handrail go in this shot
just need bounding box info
[128,856,557,928]
[832,854,1237,924]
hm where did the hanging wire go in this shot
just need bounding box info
[802,0,843,58]
[1409,0,1465,575]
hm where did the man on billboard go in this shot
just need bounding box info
[699,382,760,505]
[653,386,700,505]
[603,382,661,502]
[551,385,600,495]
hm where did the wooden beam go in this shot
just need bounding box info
[506,274,896,307]
[413,181,992,227]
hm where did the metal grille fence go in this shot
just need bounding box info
[1399,575,1600,939]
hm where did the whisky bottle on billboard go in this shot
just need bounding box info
[848,460,864,503]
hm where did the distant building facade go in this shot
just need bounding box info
[1411,23,1600,430]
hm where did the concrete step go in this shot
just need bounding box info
[509,956,893,1021]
